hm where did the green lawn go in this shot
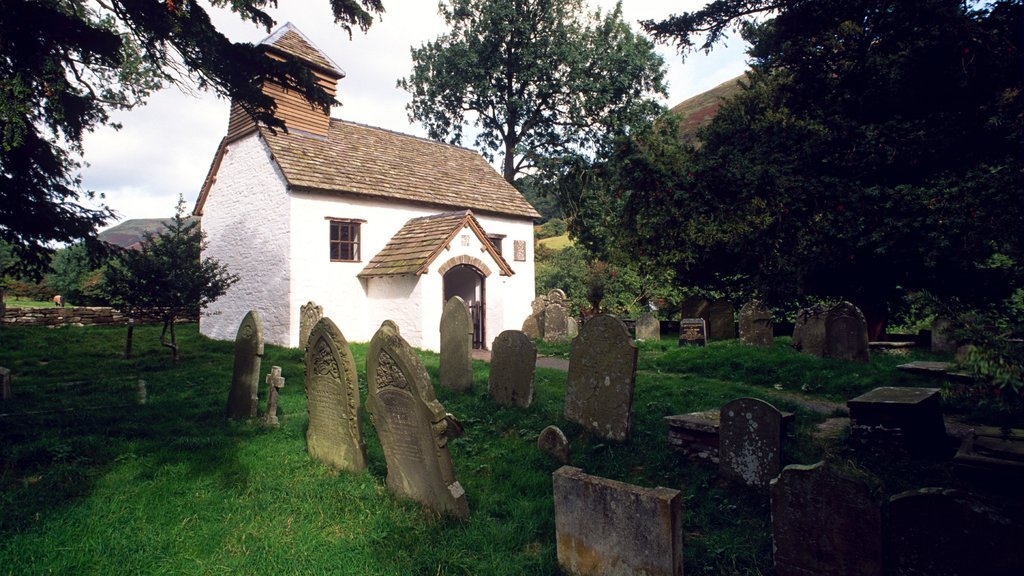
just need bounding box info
[0,323,988,574]
[537,234,572,250]
[2,296,57,308]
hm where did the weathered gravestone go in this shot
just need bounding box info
[488,330,536,408]
[678,318,707,347]
[304,318,367,471]
[564,315,638,441]
[931,317,958,355]
[521,314,543,340]
[770,461,884,576]
[543,295,569,343]
[298,301,323,351]
[890,488,1024,576]
[567,316,579,339]
[825,302,870,362]
[635,311,661,341]
[706,299,736,341]
[719,397,784,488]
[366,321,469,519]
[554,466,683,576]
[538,425,571,464]
[440,296,473,392]
[739,300,773,347]
[261,366,285,427]
[0,366,11,401]
[226,310,263,420]
[792,303,828,357]
[678,296,709,320]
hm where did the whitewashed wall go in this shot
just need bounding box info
[199,133,292,345]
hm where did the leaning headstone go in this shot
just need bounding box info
[261,366,285,427]
[792,303,828,357]
[305,318,367,472]
[931,317,957,355]
[488,330,536,408]
[554,466,683,576]
[538,425,571,464]
[825,301,870,362]
[564,315,638,441]
[635,311,661,341]
[719,397,784,488]
[706,299,736,341]
[890,488,1024,576]
[298,301,323,351]
[0,366,11,401]
[366,321,469,519]
[440,296,473,392]
[770,461,884,576]
[678,318,707,346]
[226,310,263,420]
[739,300,773,347]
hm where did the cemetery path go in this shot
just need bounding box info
[472,349,569,371]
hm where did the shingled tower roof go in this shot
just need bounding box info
[260,22,345,78]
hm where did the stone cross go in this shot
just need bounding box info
[304,317,366,472]
[226,310,263,420]
[261,366,285,426]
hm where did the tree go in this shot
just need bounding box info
[1,0,384,279]
[399,0,666,182]
[104,196,237,360]
[46,243,107,306]
[613,0,1024,337]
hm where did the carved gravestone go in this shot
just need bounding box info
[931,317,957,355]
[792,304,828,357]
[298,301,323,351]
[564,314,638,441]
[547,289,567,305]
[440,296,473,392]
[226,310,263,420]
[635,311,661,341]
[739,300,773,347]
[890,488,1024,576]
[706,299,736,341]
[719,397,784,488]
[826,302,870,362]
[304,317,366,472]
[488,330,536,408]
[770,462,884,576]
[538,425,571,464]
[678,318,707,347]
[366,321,469,519]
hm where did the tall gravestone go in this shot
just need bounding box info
[298,301,323,351]
[719,397,784,488]
[678,296,710,321]
[635,311,661,341]
[226,310,263,420]
[366,321,469,519]
[706,299,736,341]
[792,304,828,357]
[440,296,473,392]
[739,300,773,347]
[770,462,884,576]
[890,488,1024,576]
[304,317,366,472]
[543,289,570,343]
[826,302,870,362]
[488,330,536,408]
[931,317,957,355]
[564,314,638,441]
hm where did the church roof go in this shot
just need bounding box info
[358,210,514,278]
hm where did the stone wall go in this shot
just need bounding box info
[1,307,188,328]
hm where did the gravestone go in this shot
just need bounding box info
[488,330,536,408]
[543,301,569,342]
[953,426,1024,490]
[305,318,367,472]
[261,366,285,427]
[521,314,542,340]
[931,317,957,355]
[719,397,784,488]
[538,425,571,464]
[792,304,828,357]
[770,461,884,576]
[847,386,946,454]
[678,296,709,320]
[366,320,469,519]
[564,315,638,441]
[566,316,579,339]
[440,296,473,392]
[706,299,736,341]
[739,300,773,347]
[0,366,11,401]
[554,466,683,576]
[547,289,567,304]
[226,310,263,420]
[298,301,323,351]
[678,318,707,347]
[825,301,870,362]
[635,311,661,341]
[890,488,1024,576]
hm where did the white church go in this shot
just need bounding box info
[193,24,539,352]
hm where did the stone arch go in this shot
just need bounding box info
[437,255,492,278]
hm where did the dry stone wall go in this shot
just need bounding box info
[1,306,190,328]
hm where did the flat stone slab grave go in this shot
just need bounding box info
[847,387,947,453]
[953,426,1024,490]
[896,361,972,382]
[666,408,794,464]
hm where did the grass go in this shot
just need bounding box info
[0,323,996,574]
[537,234,572,250]
[2,296,56,308]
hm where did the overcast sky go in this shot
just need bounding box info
[81,1,749,228]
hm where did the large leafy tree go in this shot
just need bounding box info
[612,0,1024,336]
[400,0,666,182]
[1,0,384,279]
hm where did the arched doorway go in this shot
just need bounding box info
[443,264,485,349]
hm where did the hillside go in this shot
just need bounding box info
[669,75,746,144]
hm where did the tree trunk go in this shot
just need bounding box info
[160,319,179,361]
[503,139,516,183]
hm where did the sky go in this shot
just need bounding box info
[81,1,749,228]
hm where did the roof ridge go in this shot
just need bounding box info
[329,118,482,156]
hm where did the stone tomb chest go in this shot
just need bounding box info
[847,387,947,454]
